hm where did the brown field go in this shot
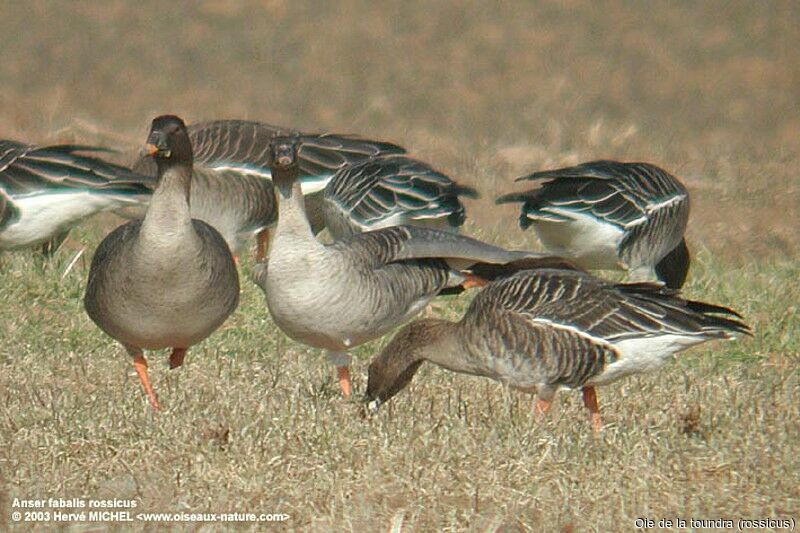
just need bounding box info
[1,1,798,530]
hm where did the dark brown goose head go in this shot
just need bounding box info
[269,134,301,196]
[144,115,193,171]
[655,238,690,289]
[364,318,454,411]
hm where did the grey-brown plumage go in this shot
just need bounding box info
[497,160,691,288]
[131,119,406,255]
[84,115,239,410]
[366,269,749,430]
[321,155,478,239]
[0,139,154,251]
[253,136,563,397]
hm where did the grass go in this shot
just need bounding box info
[0,243,797,530]
[1,1,799,530]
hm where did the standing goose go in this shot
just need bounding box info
[84,115,239,410]
[253,136,564,397]
[497,160,691,288]
[365,269,750,432]
[0,140,154,252]
[320,154,478,240]
[131,119,406,258]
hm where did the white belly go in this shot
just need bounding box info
[0,191,144,249]
[531,211,624,270]
[589,334,705,386]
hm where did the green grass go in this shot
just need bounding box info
[1,1,799,530]
[1,230,797,530]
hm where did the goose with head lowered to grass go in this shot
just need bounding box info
[84,115,239,410]
[252,136,570,398]
[365,268,750,432]
[131,119,406,259]
[0,139,154,253]
[497,160,691,288]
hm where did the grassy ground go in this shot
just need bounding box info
[1,1,798,530]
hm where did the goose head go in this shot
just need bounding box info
[144,115,193,170]
[269,134,301,194]
[364,318,453,411]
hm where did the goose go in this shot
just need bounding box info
[319,154,478,239]
[252,136,568,397]
[0,139,154,252]
[497,160,691,288]
[84,115,240,410]
[131,119,406,258]
[365,269,750,432]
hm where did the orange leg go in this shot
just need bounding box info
[337,366,352,398]
[461,273,489,289]
[132,354,160,410]
[255,229,270,262]
[582,386,603,433]
[169,347,187,370]
[534,398,552,419]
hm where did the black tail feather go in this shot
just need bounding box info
[616,280,751,337]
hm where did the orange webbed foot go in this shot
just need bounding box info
[582,386,604,434]
[534,397,552,420]
[132,354,161,410]
[337,366,352,398]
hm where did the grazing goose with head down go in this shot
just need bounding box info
[253,136,565,397]
[366,269,749,432]
[131,119,406,258]
[0,140,154,253]
[320,154,478,239]
[84,115,240,410]
[497,160,691,288]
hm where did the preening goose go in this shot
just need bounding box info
[497,160,691,288]
[320,155,478,239]
[252,136,565,397]
[84,116,239,410]
[365,269,749,432]
[131,119,406,258]
[0,140,154,252]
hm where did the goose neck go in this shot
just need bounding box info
[274,178,315,241]
[141,162,193,236]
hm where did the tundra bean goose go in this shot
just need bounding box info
[84,116,239,410]
[253,136,562,397]
[497,160,691,288]
[366,269,749,432]
[131,119,406,258]
[0,140,154,252]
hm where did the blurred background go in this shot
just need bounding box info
[1,0,797,261]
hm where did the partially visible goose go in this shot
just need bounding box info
[252,136,566,397]
[365,269,749,431]
[497,160,691,288]
[0,139,154,252]
[131,119,406,258]
[84,116,239,410]
[319,155,478,239]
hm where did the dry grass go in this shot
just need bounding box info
[1,1,799,530]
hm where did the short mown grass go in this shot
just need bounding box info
[1,228,797,530]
